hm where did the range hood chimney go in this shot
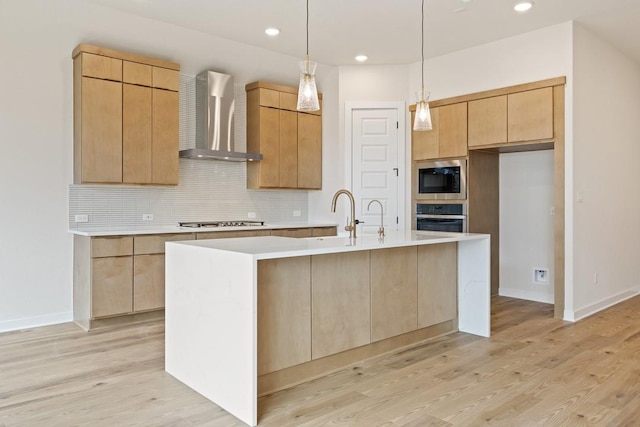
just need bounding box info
[179,70,262,162]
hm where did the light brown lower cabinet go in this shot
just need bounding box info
[370,247,418,342]
[418,242,458,328]
[75,227,335,329]
[257,257,311,375]
[311,251,371,359]
[133,254,165,312]
[256,243,458,375]
[91,256,133,318]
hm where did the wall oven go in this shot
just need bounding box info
[416,203,467,233]
[415,159,467,200]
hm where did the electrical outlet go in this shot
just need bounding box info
[142,214,154,221]
[293,210,301,217]
[74,214,89,223]
[248,212,256,219]
[534,268,549,284]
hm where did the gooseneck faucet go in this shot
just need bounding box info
[331,189,359,238]
[367,199,385,238]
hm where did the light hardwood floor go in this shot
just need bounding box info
[2,296,640,426]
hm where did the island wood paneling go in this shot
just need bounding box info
[258,257,312,375]
[417,242,457,328]
[370,246,418,342]
[311,251,371,359]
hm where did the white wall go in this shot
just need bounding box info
[570,23,640,319]
[499,151,555,303]
[0,0,338,332]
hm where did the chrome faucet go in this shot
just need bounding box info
[331,189,360,238]
[367,199,385,238]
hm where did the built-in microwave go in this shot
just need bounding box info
[414,159,467,200]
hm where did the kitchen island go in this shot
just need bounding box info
[165,231,490,426]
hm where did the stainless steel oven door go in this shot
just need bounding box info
[416,214,467,233]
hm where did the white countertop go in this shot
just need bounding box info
[167,230,489,260]
[68,222,338,237]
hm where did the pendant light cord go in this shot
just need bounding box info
[421,0,425,90]
[306,0,310,56]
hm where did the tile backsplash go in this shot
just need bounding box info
[69,74,309,231]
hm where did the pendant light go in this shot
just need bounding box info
[414,0,432,131]
[297,0,320,111]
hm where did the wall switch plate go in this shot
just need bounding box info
[534,268,549,283]
[142,214,154,221]
[74,214,89,223]
[248,212,256,219]
[293,210,301,217]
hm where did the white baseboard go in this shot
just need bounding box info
[566,288,640,322]
[0,311,73,334]
[499,287,554,304]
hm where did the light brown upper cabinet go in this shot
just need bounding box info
[73,44,180,185]
[411,102,468,161]
[246,81,322,190]
[468,87,554,148]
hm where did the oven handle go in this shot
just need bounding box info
[416,214,466,220]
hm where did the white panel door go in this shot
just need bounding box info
[352,108,399,235]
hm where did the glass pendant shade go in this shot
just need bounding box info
[413,89,432,131]
[297,56,320,112]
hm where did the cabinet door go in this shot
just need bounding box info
[81,77,122,183]
[92,256,133,317]
[508,87,553,142]
[133,254,164,312]
[297,113,322,189]
[438,103,468,159]
[123,84,152,184]
[311,251,371,359]
[411,108,439,161]
[468,96,507,148]
[152,89,179,185]
[417,243,457,328]
[259,107,280,187]
[271,228,312,238]
[258,257,311,374]
[370,247,418,342]
[279,110,298,188]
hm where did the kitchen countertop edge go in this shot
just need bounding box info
[68,222,340,237]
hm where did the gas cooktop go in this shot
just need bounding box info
[178,220,265,228]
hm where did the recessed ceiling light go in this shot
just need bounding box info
[514,1,534,12]
[265,28,280,36]
[355,55,368,62]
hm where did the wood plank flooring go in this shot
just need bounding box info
[2,296,640,426]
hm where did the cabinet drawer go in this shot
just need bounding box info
[271,228,312,238]
[152,67,179,91]
[91,236,133,258]
[123,61,152,86]
[196,230,271,239]
[134,233,195,255]
[81,53,122,81]
[311,227,337,237]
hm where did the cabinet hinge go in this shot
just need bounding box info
[396,121,399,129]
[396,216,399,224]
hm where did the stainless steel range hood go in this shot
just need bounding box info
[179,70,262,162]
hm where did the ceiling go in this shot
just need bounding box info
[88,0,640,66]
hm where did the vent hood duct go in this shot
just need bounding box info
[179,70,262,162]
